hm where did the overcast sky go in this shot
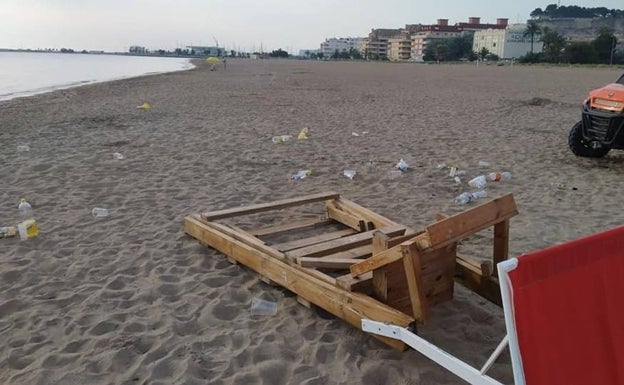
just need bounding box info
[1,0,621,53]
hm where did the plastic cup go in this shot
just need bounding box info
[250,297,277,316]
[91,207,109,218]
[343,170,356,179]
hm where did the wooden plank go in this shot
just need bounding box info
[272,228,357,252]
[298,257,361,269]
[350,242,406,277]
[326,201,366,231]
[185,215,411,349]
[285,225,406,261]
[492,219,510,277]
[316,245,371,261]
[372,232,390,302]
[249,217,333,237]
[201,192,340,220]
[425,193,518,248]
[401,242,428,322]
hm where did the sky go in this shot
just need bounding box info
[1,0,622,54]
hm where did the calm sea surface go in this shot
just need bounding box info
[0,52,194,101]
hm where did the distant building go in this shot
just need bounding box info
[473,23,543,59]
[185,46,224,56]
[456,17,509,32]
[410,20,463,61]
[364,29,402,59]
[299,49,319,57]
[388,33,412,61]
[320,37,364,57]
[129,46,148,55]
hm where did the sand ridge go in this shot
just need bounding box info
[1,59,623,384]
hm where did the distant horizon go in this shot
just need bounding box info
[1,1,623,54]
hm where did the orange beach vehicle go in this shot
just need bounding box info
[568,73,624,157]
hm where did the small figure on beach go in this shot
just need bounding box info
[223,58,227,70]
[210,64,216,71]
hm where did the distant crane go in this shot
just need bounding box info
[213,36,220,57]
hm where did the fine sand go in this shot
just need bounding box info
[1,59,624,385]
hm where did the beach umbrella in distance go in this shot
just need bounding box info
[206,57,220,64]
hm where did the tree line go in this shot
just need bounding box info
[530,4,624,19]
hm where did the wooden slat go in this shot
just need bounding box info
[372,232,390,301]
[272,228,357,252]
[425,193,518,248]
[454,264,502,306]
[298,258,361,269]
[201,192,340,220]
[456,253,492,277]
[492,219,510,277]
[336,271,373,292]
[185,215,411,349]
[200,218,285,260]
[285,225,405,260]
[326,201,366,231]
[248,217,333,237]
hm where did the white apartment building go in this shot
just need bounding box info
[473,24,543,59]
[320,37,364,57]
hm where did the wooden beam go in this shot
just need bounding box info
[331,197,400,229]
[201,192,340,220]
[315,245,371,261]
[326,201,366,231]
[425,193,518,249]
[272,228,357,252]
[200,218,285,260]
[298,257,361,269]
[248,217,333,237]
[185,215,411,349]
[285,225,405,261]
[492,219,510,277]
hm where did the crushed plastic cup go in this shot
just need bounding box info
[454,176,462,185]
[297,127,309,140]
[113,152,124,160]
[251,297,277,316]
[343,170,356,180]
[449,166,457,177]
[395,159,409,172]
[468,175,487,189]
[137,102,151,110]
[17,219,38,240]
[272,135,292,144]
[477,160,491,167]
[351,132,360,137]
[17,145,30,152]
[91,207,109,218]
[291,170,311,181]
[0,226,17,239]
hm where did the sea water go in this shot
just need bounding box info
[0,51,194,101]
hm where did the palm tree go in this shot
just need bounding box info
[524,20,541,54]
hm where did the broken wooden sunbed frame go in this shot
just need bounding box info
[184,192,518,350]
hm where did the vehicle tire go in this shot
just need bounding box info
[568,121,610,158]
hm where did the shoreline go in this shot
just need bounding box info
[0,53,197,102]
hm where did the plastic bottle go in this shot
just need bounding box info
[396,159,409,172]
[92,208,110,218]
[291,170,311,180]
[455,190,488,205]
[18,199,33,220]
[17,199,38,240]
[487,172,511,182]
[468,175,487,189]
[272,135,292,144]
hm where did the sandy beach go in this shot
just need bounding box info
[1,58,624,384]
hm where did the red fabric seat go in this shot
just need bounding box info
[509,226,624,385]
